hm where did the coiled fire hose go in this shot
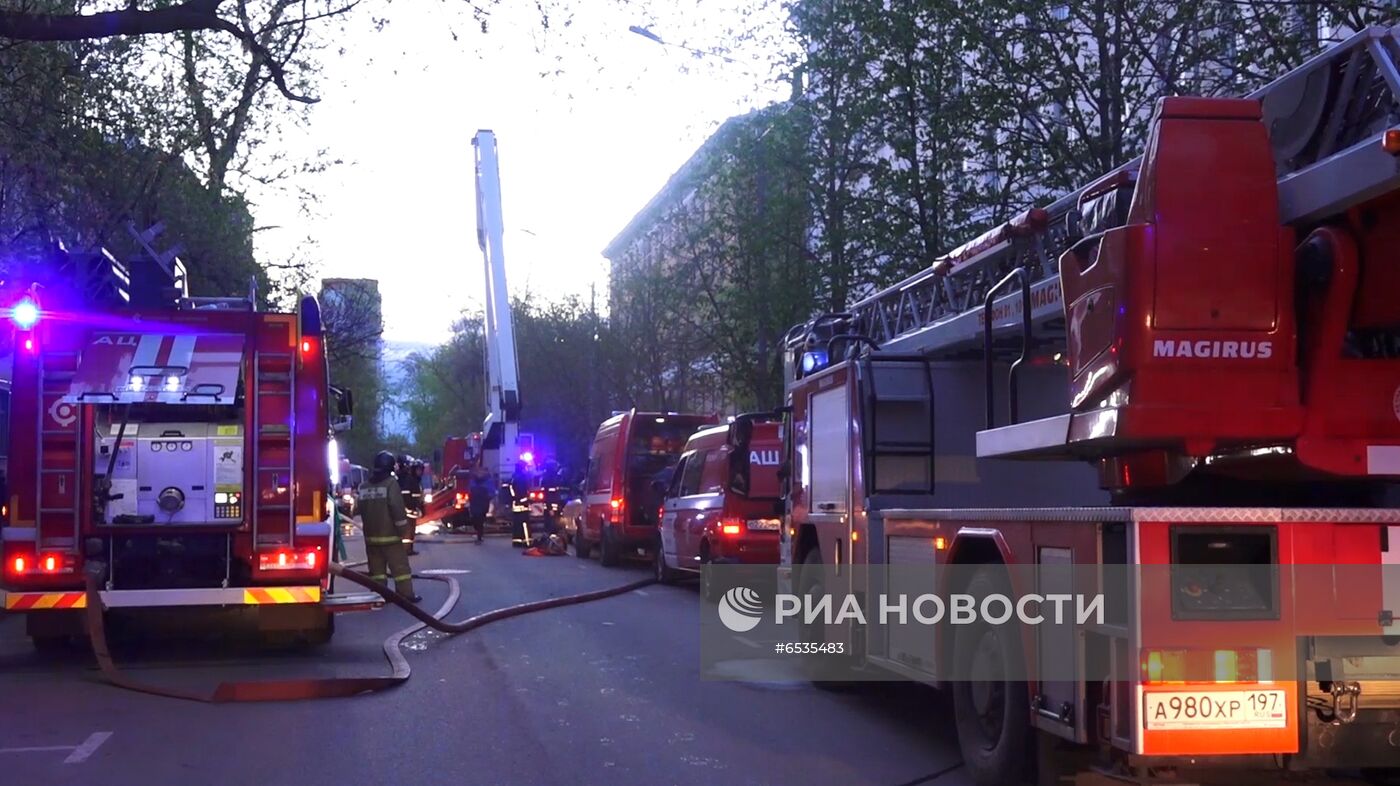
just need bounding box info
[81,561,656,703]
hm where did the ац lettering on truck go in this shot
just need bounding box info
[0,258,353,648]
[776,27,1400,786]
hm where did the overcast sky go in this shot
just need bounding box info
[250,1,792,345]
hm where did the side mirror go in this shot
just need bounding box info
[1065,209,1084,245]
[330,386,354,432]
[729,417,754,450]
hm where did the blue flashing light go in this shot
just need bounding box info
[801,350,829,375]
[520,451,535,464]
[11,299,38,330]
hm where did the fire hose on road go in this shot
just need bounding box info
[80,561,656,703]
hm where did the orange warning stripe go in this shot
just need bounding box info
[5,591,87,611]
[242,586,321,605]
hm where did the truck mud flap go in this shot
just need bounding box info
[81,563,654,703]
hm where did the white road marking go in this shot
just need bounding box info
[64,732,112,764]
[0,731,111,765]
[0,746,74,754]
[633,589,650,597]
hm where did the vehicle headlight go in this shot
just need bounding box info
[342,494,353,504]
[424,492,433,504]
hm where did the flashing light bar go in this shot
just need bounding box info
[801,350,829,374]
[11,298,38,329]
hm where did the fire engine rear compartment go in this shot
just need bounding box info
[866,508,1400,770]
[3,304,335,647]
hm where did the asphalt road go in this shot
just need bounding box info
[0,532,970,786]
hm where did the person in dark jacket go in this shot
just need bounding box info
[397,456,423,555]
[467,466,493,544]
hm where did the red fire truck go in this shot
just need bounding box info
[0,241,363,649]
[777,27,1400,785]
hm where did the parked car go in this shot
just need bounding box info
[656,415,783,588]
[576,410,718,566]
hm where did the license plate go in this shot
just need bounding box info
[529,503,544,516]
[747,518,781,531]
[1143,689,1286,730]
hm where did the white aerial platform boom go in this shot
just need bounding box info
[473,130,523,482]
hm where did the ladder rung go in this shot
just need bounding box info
[39,508,77,514]
[260,466,292,472]
[259,505,292,511]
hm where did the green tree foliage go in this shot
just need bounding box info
[399,314,488,467]
[790,0,1400,303]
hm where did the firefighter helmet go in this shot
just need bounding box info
[372,450,397,480]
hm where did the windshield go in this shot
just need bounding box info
[626,418,707,475]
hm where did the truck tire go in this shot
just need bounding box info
[796,549,859,686]
[951,569,1031,786]
[575,531,592,559]
[654,536,679,584]
[599,523,622,567]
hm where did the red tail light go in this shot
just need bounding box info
[258,550,320,571]
[609,497,623,523]
[8,553,74,575]
[721,518,743,536]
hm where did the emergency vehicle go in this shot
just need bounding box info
[0,237,363,649]
[577,410,717,566]
[657,415,783,587]
[777,26,1400,785]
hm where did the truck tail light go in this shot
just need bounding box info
[7,552,75,575]
[1142,648,1269,684]
[258,550,321,571]
[721,518,743,536]
[609,497,623,523]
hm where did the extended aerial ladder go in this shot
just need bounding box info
[472,130,524,483]
[790,23,1400,488]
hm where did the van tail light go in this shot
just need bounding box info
[721,518,743,536]
[609,497,623,523]
[258,549,321,571]
[7,552,75,575]
[1141,648,1269,685]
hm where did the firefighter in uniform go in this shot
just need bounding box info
[359,451,421,602]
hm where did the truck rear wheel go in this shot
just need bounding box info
[951,569,1030,786]
[575,531,592,559]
